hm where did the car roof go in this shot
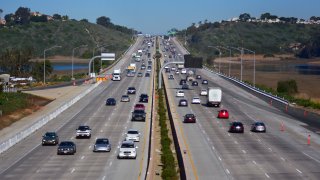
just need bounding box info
[122,140,135,145]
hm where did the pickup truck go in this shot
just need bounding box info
[132,110,146,121]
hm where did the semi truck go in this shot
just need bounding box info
[207,87,222,107]
[112,69,121,81]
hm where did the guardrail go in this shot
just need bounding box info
[203,66,289,105]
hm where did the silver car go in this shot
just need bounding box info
[121,95,130,102]
[93,138,111,152]
[251,122,266,133]
[125,129,140,142]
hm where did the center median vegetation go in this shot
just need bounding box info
[155,37,179,180]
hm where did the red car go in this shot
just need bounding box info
[217,109,229,119]
[183,114,196,123]
[134,104,145,111]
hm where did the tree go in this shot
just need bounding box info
[30,15,48,22]
[239,13,251,22]
[260,13,271,20]
[62,15,69,21]
[53,14,62,20]
[96,16,111,27]
[80,18,88,22]
[0,48,33,76]
[31,60,53,82]
[15,7,31,25]
[4,13,15,25]
[0,9,3,20]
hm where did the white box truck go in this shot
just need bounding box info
[207,87,222,107]
[112,69,121,81]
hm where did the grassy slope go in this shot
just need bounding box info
[0,21,133,58]
[179,22,320,58]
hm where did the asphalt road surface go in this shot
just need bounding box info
[161,39,320,180]
[0,37,155,180]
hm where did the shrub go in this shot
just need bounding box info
[277,79,298,95]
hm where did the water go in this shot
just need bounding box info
[52,63,88,71]
[256,63,320,75]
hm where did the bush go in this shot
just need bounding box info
[277,79,298,95]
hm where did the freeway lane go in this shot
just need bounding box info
[161,39,320,179]
[0,37,155,179]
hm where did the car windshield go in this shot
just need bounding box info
[193,98,199,100]
[256,122,265,126]
[78,126,89,130]
[60,142,73,146]
[45,132,56,137]
[186,114,194,118]
[134,110,145,113]
[122,95,129,98]
[121,143,134,148]
[128,130,139,134]
[96,139,109,144]
[108,98,115,101]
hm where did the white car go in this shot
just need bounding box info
[125,129,140,142]
[118,141,137,159]
[200,89,208,96]
[176,90,184,97]
[171,67,176,71]
[192,97,201,104]
[175,70,180,74]
[181,69,187,74]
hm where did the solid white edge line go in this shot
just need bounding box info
[265,173,270,178]
[296,168,302,174]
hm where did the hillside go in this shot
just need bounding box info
[177,22,320,59]
[0,20,133,58]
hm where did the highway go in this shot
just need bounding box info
[0,37,154,180]
[161,38,320,180]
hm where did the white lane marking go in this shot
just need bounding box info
[303,152,320,164]
[265,173,270,178]
[258,139,261,142]
[212,146,215,150]
[71,168,75,173]
[242,150,246,154]
[281,157,285,161]
[228,133,231,136]
[268,148,272,152]
[206,137,210,142]
[218,157,222,161]
[226,169,230,174]
[36,169,40,173]
[81,156,85,160]
[234,141,238,144]
[109,161,113,166]
[296,169,302,174]
[252,160,257,165]
[89,145,91,149]
[102,175,106,180]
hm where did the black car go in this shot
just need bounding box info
[168,74,174,79]
[139,94,149,103]
[57,141,76,155]
[181,84,189,89]
[192,81,198,86]
[183,114,196,123]
[106,98,116,106]
[196,75,201,79]
[127,87,136,94]
[179,79,187,85]
[229,122,244,133]
[42,132,59,146]
[179,99,188,106]
[132,110,146,121]
[202,80,208,84]
[145,73,150,77]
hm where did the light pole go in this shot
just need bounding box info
[217,46,232,76]
[228,46,243,81]
[92,45,110,74]
[242,48,256,87]
[208,46,222,73]
[72,44,87,80]
[43,45,61,84]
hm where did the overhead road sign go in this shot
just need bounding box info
[184,54,203,68]
[101,53,115,61]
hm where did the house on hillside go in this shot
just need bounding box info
[0,19,6,25]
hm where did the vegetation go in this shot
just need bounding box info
[156,37,178,180]
[0,92,30,114]
[277,79,298,95]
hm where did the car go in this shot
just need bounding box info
[175,70,180,74]
[181,69,187,74]
[181,83,189,89]
[176,90,184,97]
[134,103,145,111]
[165,67,171,73]
[217,109,229,119]
[76,125,91,138]
[137,72,143,77]
[127,72,135,77]
[127,87,136,94]
[202,80,208,84]
[125,129,140,142]
[106,98,116,106]
[192,81,198,86]
[93,138,111,152]
[179,99,188,106]
[171,67,176,71]
[200,89,208,96]
[139,94,149,103]
[147,66,152,72]
[179,79,186,85]
[251,122,266,133]
[196,75,202,79]
[118,141,137,159]
[229,122,244,133]
[141,65,146,70]
[42,132,59,146]
[57,141,76,155]
[191,97,201,104]
[145,72,150,77]
[168,74,174,79]
[132,109,146,121]
[121,95,130,102]
[183,114,196,123]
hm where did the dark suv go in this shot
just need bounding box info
[57,141,76,155]
[229,122,244,133]
[127,87,136,94]
[139,94,149,103]
[42,132,59,146]
[132,109,146,121]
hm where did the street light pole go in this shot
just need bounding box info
[217,46,232,76]
[228,46,243,81]
[242,48,256,87]
[43,45,61,84]
[208,46,222,73]
[72,44,87,80]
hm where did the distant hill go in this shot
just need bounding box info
[177,22,320,59]
[0,20,134,58]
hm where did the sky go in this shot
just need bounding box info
[1,0,320,34]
